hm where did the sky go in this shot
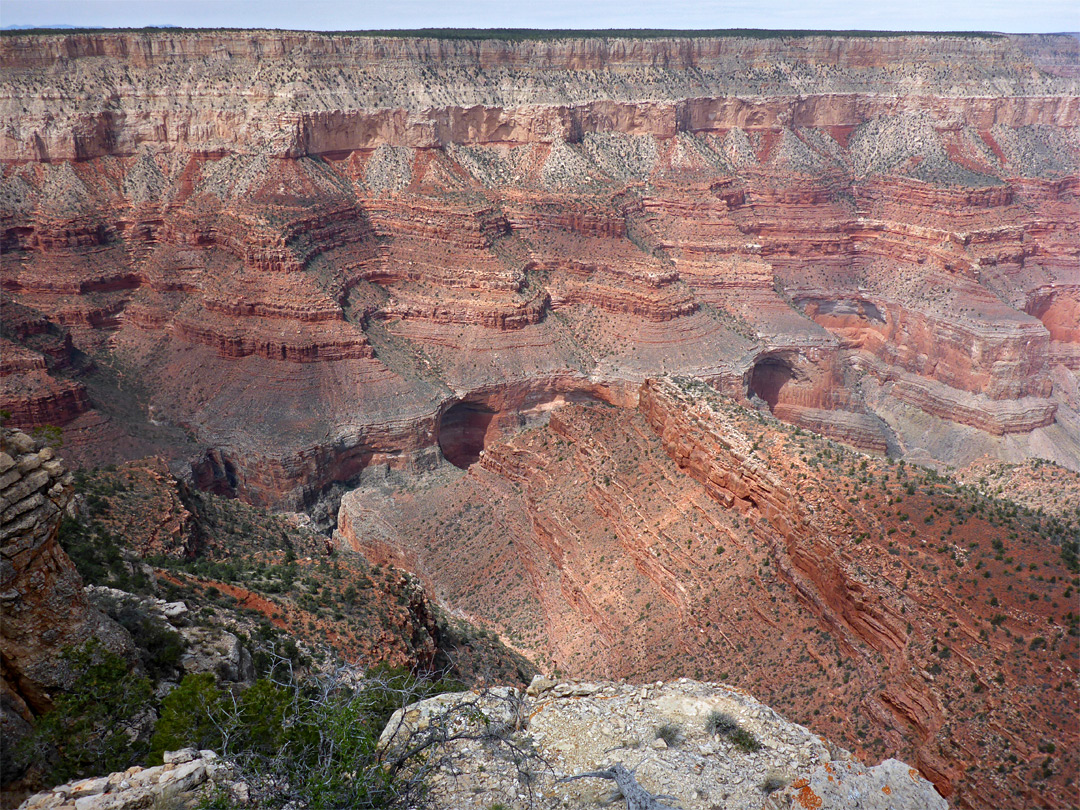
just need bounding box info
[1,0,1077,34]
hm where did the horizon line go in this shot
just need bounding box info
[7,26,1075,36]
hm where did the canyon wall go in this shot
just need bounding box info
[0,428,131,782]
[2,32,1078,509]
[336,378,1078,808]
[2,32,1077,160]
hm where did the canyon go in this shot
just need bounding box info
[338,379,1078,808]
[1,29,1078,809]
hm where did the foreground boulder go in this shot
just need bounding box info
[17,750,243,810]
[382,677,948,810]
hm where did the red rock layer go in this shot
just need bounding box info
[1,31,1077,507]
[0,371,90,429]
[338,380,1078,808]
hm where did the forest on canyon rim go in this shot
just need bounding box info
[1,28,1079,810]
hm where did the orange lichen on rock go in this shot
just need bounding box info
[794,779,824,809]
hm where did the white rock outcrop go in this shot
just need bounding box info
[18,751,240,810]
[382,677,949,810]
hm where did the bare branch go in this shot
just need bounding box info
[559,764,683,810]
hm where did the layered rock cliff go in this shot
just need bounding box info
[0,428,131,783]
[1,31,1078,513]
[337,379,1078,808]
[2,32,1078,160]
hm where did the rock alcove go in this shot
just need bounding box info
[438,401,497,469]
[748,356,796,413]
[437,387,617,469]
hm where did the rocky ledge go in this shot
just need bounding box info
[18,680,946,810]
[18,749,245,810]
[381,677,948,810]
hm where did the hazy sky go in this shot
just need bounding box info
[2,0,1077,34]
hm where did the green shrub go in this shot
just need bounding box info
[655,722,682,747]
[30,424,63,449]
[729,726,763,753]
[114,605,184,679]
[23,639,153,783]
[232,678,298,757]
[705,710,738,736]
[56,514,152,594]
[149,664,467,808]
[705,710,762,753]
[149,673,227,764]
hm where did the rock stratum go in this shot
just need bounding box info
[1,30,1079,809]
[338,378,1078,809]
[1,31,1078,510]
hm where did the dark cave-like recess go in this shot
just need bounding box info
[438,401,497,468]
[749,358,795,412]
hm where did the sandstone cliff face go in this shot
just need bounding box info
[0,429,130,781]
[1,32,1077,160]
[0,342,90,429]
